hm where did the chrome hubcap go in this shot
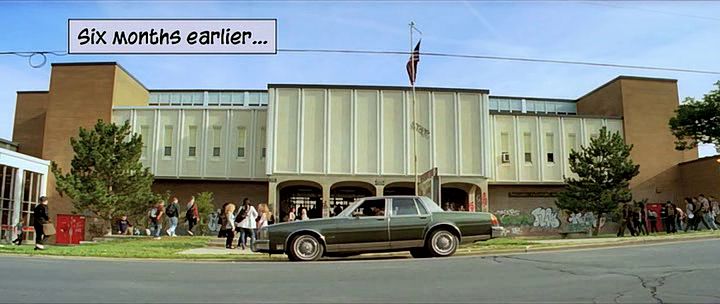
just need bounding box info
[432,231,455,255]
[294,236,319,259]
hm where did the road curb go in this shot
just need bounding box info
[455,234,720,257]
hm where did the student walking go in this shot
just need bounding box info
[236,199,258,250]
[698,194,718,230]
[150,201,165,239]
[165,197,180,237]
[617,204,637,237]
[684,198,697,232]
[32,196,50,250]
[12,220,24,245]
[663,202,677,234]
[257,203,274,230]
[186,196,199,236]
[634,203,648,236]
[220,203,236,249]
[647,208,658,234]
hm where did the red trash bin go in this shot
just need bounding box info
[55,214,85,245]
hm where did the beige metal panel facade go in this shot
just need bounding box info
[517,117,540,181]
[408,91,432,175]
[134,110,156,170]
[606,119,624,138]
[112,110,131,126]
[254,112,267,178]
[493,115,517,181]
[301,89,326,174]
[562,117,582,180]
[584,118,604,144]
[540,117,562,182]
[381,91,405,175]
[181,110,203,177]
[229,110,253,178]
[355,90,379,174]
[269,86,488,179]
[459,94,483,176]
[433,92,457,175]
[205,110,228,178]
[274,89,300,173]
[156,110,179,177]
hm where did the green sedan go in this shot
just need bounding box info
[255,196,503,261]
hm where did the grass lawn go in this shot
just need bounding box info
[0,236,282,260]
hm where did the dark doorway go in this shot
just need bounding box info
[441,187,468,211]
[279,185,322,221]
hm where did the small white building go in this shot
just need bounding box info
[0,139,49,242]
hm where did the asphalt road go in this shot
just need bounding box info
[2,239,720,303]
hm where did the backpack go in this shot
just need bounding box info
[149,208,158,218]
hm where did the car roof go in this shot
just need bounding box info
[360,196,422,200]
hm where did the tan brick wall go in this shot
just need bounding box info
[679,156,720,199]
[13,92,49,158]
[152,179,269,210]
[576,79,624,117]
[112,66,148,107]
[41,64,118,218]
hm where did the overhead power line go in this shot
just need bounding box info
[1,48,719,75]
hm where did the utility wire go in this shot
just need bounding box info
[2,48,719,75]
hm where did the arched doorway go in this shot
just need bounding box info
[330,181,375,216]
[384,182,415,196]
[441,183,472,211]
[278,181,322,221]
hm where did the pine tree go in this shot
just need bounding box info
[51,120,158,232]
[555,127,640,236]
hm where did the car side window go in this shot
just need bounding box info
[392,198,419,216]
[351,199,386,217]
[415,199,429,215]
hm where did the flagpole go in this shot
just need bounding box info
[410,21,418,196]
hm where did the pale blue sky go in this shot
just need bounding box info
[1,1,718,156]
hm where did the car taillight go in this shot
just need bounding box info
[491,214,499,227]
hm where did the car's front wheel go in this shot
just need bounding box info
[287,234,324,262]
[427,229,458,257]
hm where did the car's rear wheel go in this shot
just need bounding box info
[287,234,324,262]
[409,248,430,258]
[426,229,458,257]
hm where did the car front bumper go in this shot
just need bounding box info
[254,239,285,254]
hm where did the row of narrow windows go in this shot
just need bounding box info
[138,125,266,160]
[499,132,597,165]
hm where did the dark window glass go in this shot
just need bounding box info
[188,147,196,157]
[164,146,172,157]
[213,147,221,157]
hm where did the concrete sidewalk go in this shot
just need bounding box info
[180,247,263,255]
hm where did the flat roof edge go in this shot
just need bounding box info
[268,83,490,94]
[578,75,678,101]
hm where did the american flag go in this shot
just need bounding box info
[406,40,421,85]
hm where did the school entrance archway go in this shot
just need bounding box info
[383,182,415,196]
[441,183,474,211]
[329,181,375,216]
[278,181,322,221]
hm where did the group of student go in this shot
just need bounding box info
[217,199,275,249]
[617,194,719,237]
[144,196,200,239]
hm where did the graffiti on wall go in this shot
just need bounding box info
[207,210,221,233]
[566,212,606,232]
[531,207,560,229]
[495,209,533,226]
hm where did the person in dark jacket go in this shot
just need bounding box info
[165,197,180,237]
[186,196,199,236]
[634,203,648,236]
[663,201,677,234]
[32,196,50,250]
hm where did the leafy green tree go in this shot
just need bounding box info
[193,192,215,235]
[555,127,640,236]
[669,81,720,151]
[51,120,158,233]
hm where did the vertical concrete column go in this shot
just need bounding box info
[374,185,385,196]
[10,169,24,242]
[268,180,278,220]
[322,184,331,218]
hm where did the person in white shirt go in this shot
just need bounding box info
[300,208,310,220]
[236,198,258,250]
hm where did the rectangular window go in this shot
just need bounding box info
[500,132,510,164]
[163,125,173,157]
[140,125,150,158]
[212,126,222,157]
[237,127,247,158]
[260,127,266,159]
[187,125,197,157]
[545,133,555,163]
[523,132,532,163]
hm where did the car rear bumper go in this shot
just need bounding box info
[491,226,505,238]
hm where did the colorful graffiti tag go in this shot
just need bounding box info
[566,212,606,232]
[495,209,533,227]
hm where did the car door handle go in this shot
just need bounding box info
[419,216,428,219]
[375,218,385,221]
